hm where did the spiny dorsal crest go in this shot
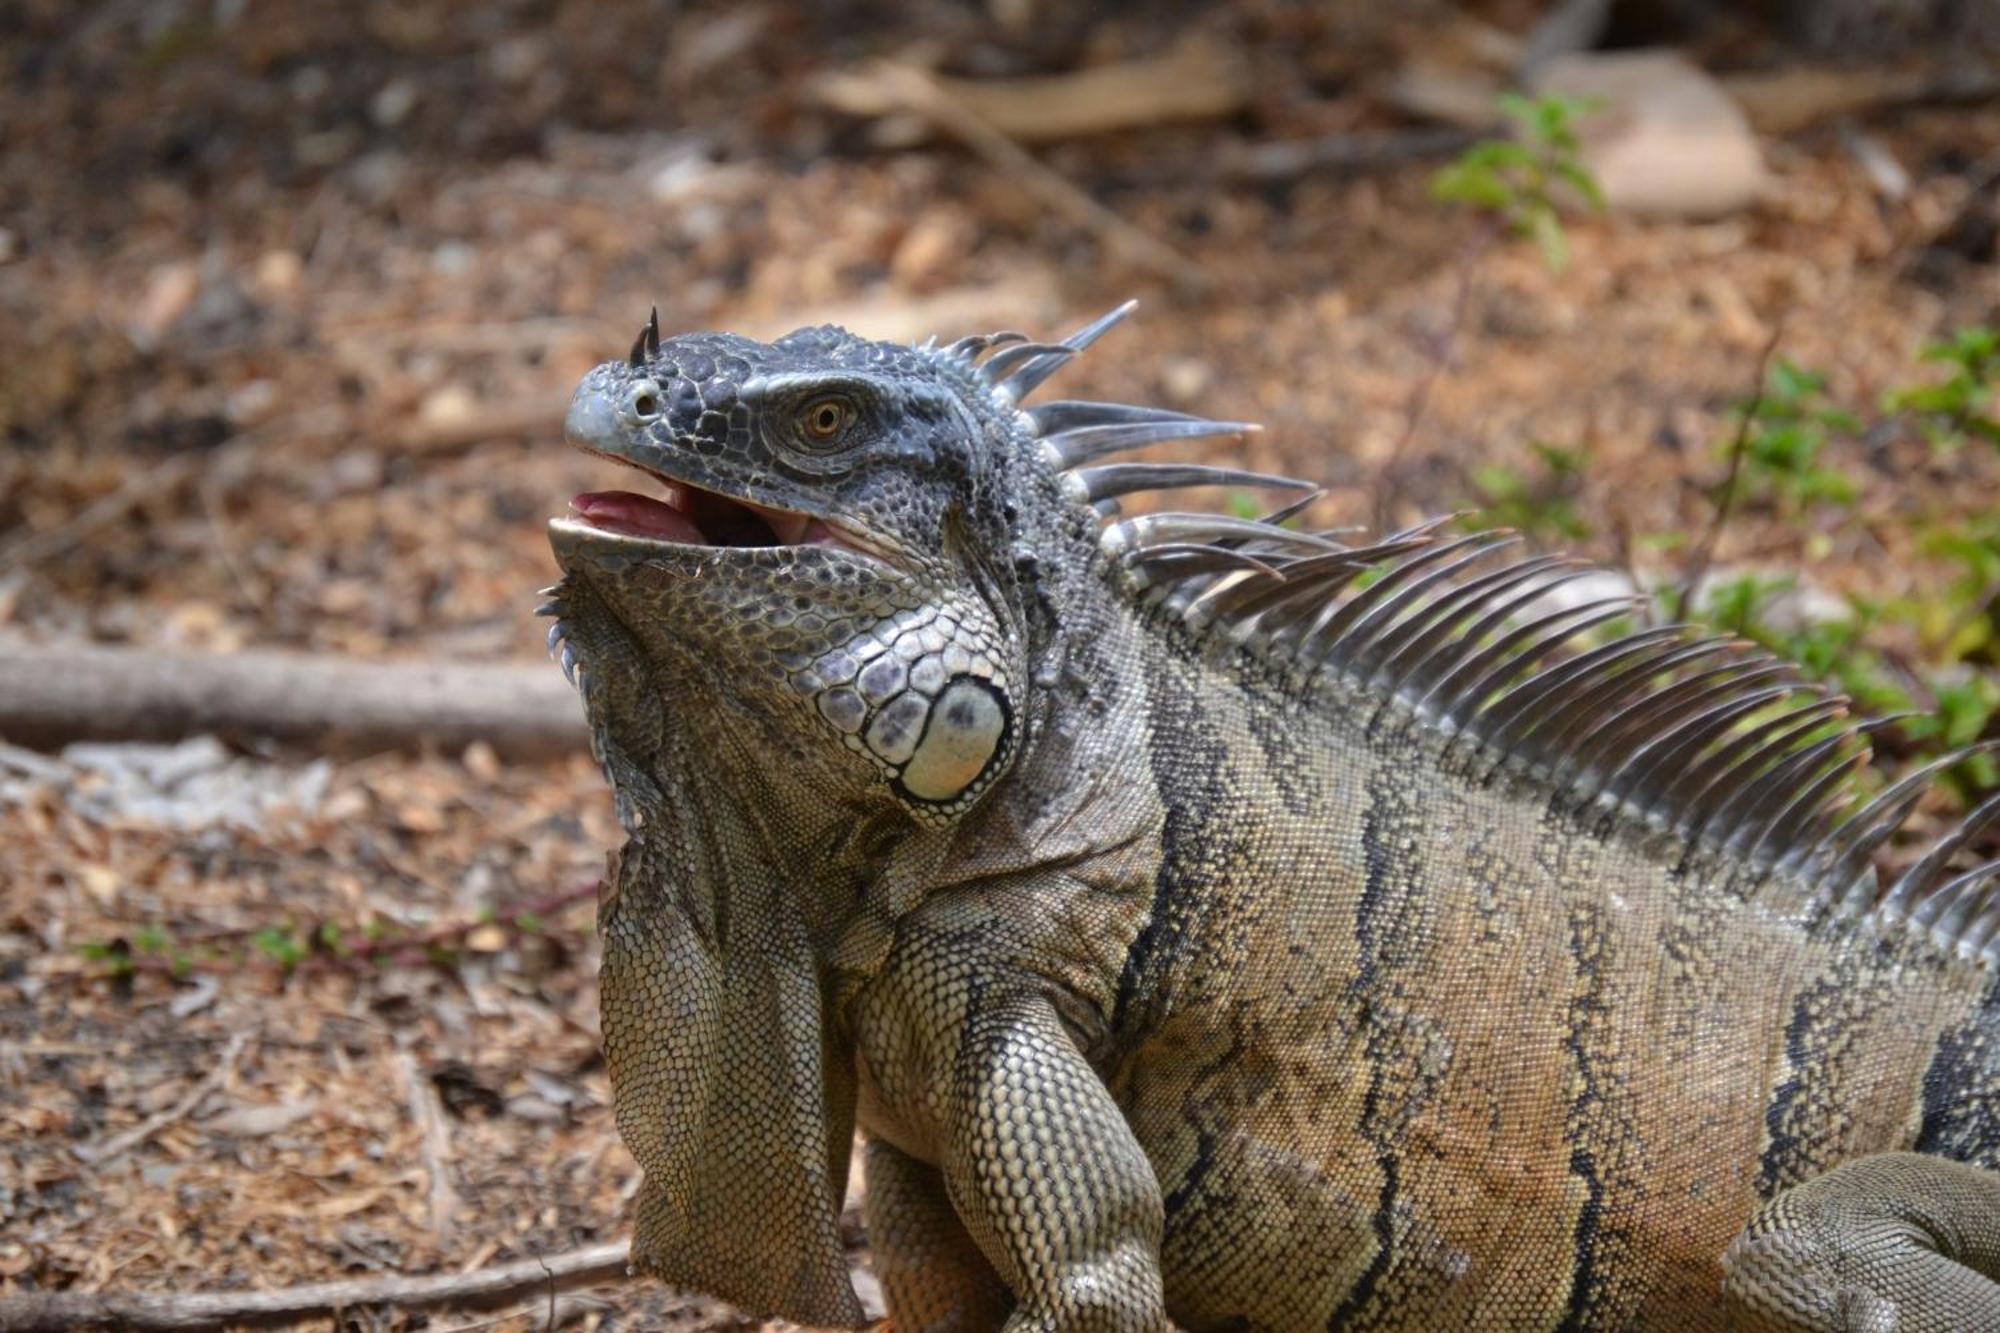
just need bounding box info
[927,302,2000,967]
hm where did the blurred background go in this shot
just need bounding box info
[2,0,1997,1327]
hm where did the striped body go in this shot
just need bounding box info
[1086,625,1997,1328]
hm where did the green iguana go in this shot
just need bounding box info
[541,304,2000,1332]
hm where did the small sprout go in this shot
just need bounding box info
[78,938,136,979]
[1884,326,2000,455]
[1466,439,1593,541]
[1433,93,1605,271]
[1699,572,1792,637]
[1731,359,1860,514]
[252,925,309,970]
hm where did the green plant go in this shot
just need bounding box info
[1914,518,2000,663]
[1467,440,1593,541]
[77,938,135,980]
[1432,93,1606,271]
[252,924,310,970]
[1732,359,1860,514]
[1884,326,2000,454]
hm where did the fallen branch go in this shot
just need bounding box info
[0,640,586,759]
[1212,128,1475,184]
[815,36,1249,144]
[849,62,1204,289]
[1721,64,2000,138]
[0,1241,632,1332]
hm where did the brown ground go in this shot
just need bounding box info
[2,2,1997,1329]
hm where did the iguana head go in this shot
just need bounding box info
[548,313,1065,828]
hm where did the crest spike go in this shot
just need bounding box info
[1076,463,1316,505]
[1049,419,1262,470]
[1885,789,2000,913]
[982,342,1074,385]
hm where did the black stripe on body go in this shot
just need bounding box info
[1327,765,1453,1331]
[1112,649,1239,1036]
[1555,901,1633,1333]
[1755,951,1887,1199]
[1915,972,2000,1169]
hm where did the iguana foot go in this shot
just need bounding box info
[1720,1152,2000,1332]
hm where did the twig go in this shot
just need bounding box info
[1941,576,2000,649]
[71,1031,249,1165]
[344,880,601,967]
[1211,128,1475,184]
[432,1293,609,1333]
[862,62,1204,290]
[396,1049,461,1244]
[1673,321,1786,620]
[0,1241,632,1332]
[59,881,602,986]
[0,420,296,574]
[0,454,200,573]
[1373,223,1496,531]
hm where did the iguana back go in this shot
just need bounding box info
[1101,613,1999,1327]
[544,304,2000,1331]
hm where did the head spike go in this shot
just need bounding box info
[1028,400,1209,435]
[1061,300,1139,353]
[646,306,660,356]
[1075,463,1315,505]
[1047,418,1262,470]
[982,342,1074,386]
[992,301,1139,404]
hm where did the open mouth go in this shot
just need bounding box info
[568,484,847,549]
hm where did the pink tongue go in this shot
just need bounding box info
[570,489,703,544]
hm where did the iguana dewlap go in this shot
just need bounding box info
[542,306,2000,1332]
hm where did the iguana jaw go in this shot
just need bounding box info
[556,378,905,567]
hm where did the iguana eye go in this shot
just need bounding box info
[797,395,856,448]
[622,379,663,426]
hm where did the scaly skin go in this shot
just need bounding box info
[543,311,2000,1331]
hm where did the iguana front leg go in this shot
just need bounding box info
[866,1136,1013,1331]
[1720,1152,2000,1332]
[940,996,1168,1333]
